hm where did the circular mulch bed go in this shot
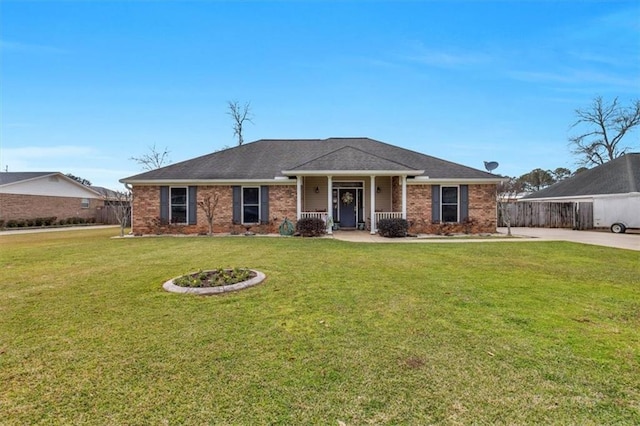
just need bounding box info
[162,269,265,295]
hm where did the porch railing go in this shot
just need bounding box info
[374,212,403,222]
[373,212,402,231]
[300,212,328,222]
[300,211,403,232]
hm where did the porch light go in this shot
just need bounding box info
[315,186,320,193]
[376,186,381,193]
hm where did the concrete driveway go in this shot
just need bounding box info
[500,227,640,251]
[332,227,640,251]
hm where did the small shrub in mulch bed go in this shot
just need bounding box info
[296,217,326,237]
[173,268,255,288]
[377,218,409,238]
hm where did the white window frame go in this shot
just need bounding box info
[170,186,188,224]
[242,186,261,224]
[441,185,460,223]
[81,198,90,209]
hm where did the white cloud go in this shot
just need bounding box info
[507,68,640,91]
[403,45,491,69]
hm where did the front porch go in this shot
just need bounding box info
[294,175,408,234]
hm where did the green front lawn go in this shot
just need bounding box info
[1,229,638,424]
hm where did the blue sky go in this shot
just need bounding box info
[1,0,639,190]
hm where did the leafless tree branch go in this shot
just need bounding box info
[197,193,220,236]
[569,96,640,167]
[129,144,171,171]
[227,100,253,146]
[105,190,132,237]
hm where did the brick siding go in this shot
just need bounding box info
[131,185,297,235]
[130,183,496,235]
[0,193,102,222]
[406,184,497,234]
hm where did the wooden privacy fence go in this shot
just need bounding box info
[499,201,593,229]
[96,204,131,226]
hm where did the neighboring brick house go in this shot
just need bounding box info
[0,172,106,223]
[120,138,503,235]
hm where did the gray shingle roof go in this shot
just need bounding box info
[524,153,640,199]
[121,137,497,182]
[0,172,57,186]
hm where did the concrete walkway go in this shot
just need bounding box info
[331,227,640,251]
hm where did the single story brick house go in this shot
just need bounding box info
[120,138,503,235]
[0,172,106,224]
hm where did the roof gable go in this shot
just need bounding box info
[285,145,421,173]
[0,172,57,186]
[0,172,103,198]
[524,153,640,199]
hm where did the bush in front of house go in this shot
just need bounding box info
[296,217,326,237]
[2,217,59,228]
[5,219,26,228]
[377,218,409,238]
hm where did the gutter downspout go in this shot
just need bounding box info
[125,183,133,234]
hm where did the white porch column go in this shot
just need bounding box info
[370,175,376,234]
[401,175,407,219]
[326,176,333,234]
[296,176,302,220]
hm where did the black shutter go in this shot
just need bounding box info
[160,186,169,223]
[431,185,440,222]
[260,186,269,224]
[188,186,197,225]
[232,186,241,224]
[460,185,469,222]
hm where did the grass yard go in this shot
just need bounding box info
[1,229,639,425]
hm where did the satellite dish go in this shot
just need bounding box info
[484,161,499,173]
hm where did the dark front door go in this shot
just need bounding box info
[339,189,357,228]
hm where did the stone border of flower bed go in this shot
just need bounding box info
[162,269,266,295]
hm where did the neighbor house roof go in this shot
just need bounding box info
[0,172,104,197]
[524,153,640,200]
[0,172,58,186]
[121,137,499,183]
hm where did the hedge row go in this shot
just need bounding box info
[0,217,96,229]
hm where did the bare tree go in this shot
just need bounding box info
[497,177,524,237]
[569,96,640,167]
[227,100,253,146]
[197,193,219,236]
[106,190,132,237]
[129,144,171,171]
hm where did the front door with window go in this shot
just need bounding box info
[339,189,357,228]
